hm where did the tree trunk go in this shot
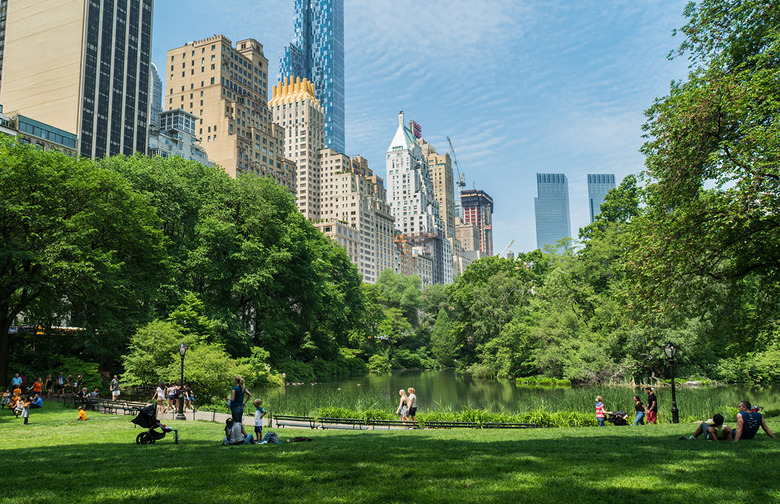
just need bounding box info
[0,318,12,387]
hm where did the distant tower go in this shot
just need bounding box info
[149,63,163,129]
[279,0,345,154]
[535,173,571,249]
[460,189,494,256]
[587,174,616,222]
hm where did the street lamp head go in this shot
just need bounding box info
[664,342,677,359]
[179,342,188,358]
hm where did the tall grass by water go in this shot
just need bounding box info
[248,371,780,424]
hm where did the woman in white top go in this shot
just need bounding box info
[152,381,167,413]
[396,389,409,422]
[407,387,417,423]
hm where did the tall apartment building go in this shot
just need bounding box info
[0,0,7,92]
[319,148,394,284]
[535,173,571,249]
[461,189,494,256]
[270,77,324,220]
[386,111,452,284]
[279,0,345,153]
[417,137,455,239]
[587,173,616,222]
[166,36,294,190]
[149,62,163,129]
[1,0,152,158]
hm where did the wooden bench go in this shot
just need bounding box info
[423,421,479,429]
[273,414,317,429]
[482,422,537,429]
[319,417,366,430]
[367,419,419,430]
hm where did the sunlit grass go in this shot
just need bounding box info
[2,402,778,503]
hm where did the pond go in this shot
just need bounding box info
[255,369,780,422]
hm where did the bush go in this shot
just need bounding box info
[368,354,391,373]
[276,359,315,383]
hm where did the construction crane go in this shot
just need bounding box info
[446,136,467,193]
[497,239,515,257]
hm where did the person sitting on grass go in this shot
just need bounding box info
[223,418,254,445]
[30,394,43,409]
[77,406,87,421]
[734,401,775,442]
[1,389,10,408]
[682,414,732,441]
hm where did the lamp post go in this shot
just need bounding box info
[664,342,679,424]
[176,343,188,421]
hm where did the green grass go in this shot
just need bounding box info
[3,403,779,503]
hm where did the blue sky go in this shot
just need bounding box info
[152,0,690,254]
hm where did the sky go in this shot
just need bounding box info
[152,0,691,254]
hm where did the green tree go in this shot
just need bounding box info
[0,139,166,384]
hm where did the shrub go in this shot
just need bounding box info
[276,359,315,383]
[368,354,391,373]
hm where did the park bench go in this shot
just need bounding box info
[273,414,317,429]
[367,419,419,430]
[318,417,367,430]
[482,422,537,429]
[423,421,479,429]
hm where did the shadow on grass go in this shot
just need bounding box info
[3,406,779,503]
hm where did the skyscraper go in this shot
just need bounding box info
[149,62,163,129]
[386,111,452,284]
[1,0,153,158]
[587,173,616,222]
[279,0,345,154]
[535,173,571,249]
[166,36,295,191]
[0,0,7,92]
[461,189,494,256]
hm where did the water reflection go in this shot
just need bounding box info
[255,369,780,417]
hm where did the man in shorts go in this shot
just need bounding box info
[734,401,775,442]
[110,375,120,400]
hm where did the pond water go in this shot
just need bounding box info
[256,369,780,421]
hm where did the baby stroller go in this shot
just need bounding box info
[132,404,179,445]
[607,411,629,426]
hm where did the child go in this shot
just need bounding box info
[77,406,87,421]
[1,389,10,407]
[253,398,267,441]
[20,396,30,425]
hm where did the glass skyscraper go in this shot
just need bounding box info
[587,174,616,223]
[535,173,571,250]
[279,0,345,153]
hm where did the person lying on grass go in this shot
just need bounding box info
[734,401,775,442]
[682,414,732,441]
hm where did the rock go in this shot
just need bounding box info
[682,381,703,387]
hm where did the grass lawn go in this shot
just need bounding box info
[2,403,778,504]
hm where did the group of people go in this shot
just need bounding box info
[595,387,658,426]
[223,375,269,445]
[684,401,775,442]
[151,381,194,413]
[396,387,418,425]
[2,383,42,425]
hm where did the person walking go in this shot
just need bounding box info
[407,387,417,425]
[595,396,612,427]
[110,375,120,401]
[44,375,53,399]
[152,381,167,414]
[645,387,658,424]
[632,395,645,426]
[396,389,409,423]
[229,375,251,437]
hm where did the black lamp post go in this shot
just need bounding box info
[176,343,188,421]
[664,342,679,424]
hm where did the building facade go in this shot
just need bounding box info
[270,77,324,220]
[1,0,153,158]
[386,111,451,284]
[149,62,163,129]
[0,0,7,92]
[587,173,616,223]
[166,36,294,189]
[148,108,211,166]
[535,173,571,249]
[460,189,494,256]
[319,148,394,284]
[418,138,455,239]
[279,0,345,154]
